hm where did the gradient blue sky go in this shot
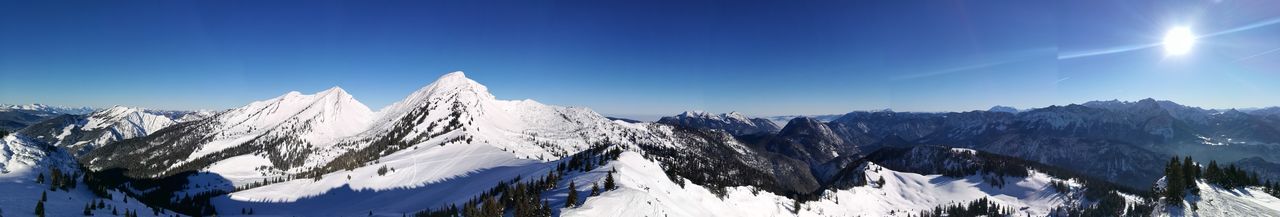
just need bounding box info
[2,0,1279,117]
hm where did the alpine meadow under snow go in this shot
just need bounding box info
[3,72,1280,217]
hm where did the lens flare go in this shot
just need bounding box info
[1163,27,1196,56]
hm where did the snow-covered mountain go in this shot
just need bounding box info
[657,111,780,136]
[84,86,376,177]
[223,71,654,203]
[15,106,191,155]
[77,72,671,215]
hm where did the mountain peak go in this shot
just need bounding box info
[442,70,467,78]
[781,116,826,133]
[679,110,709,117]
[375,71,495,120]
[427,71,488,95]
[316,86,356,100]
[320,86,347,94]
[100,105,135,114]
[988,105,1019,113]
[726,111,746,117]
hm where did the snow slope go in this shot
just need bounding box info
[566,152,1080,217]
[0,135,181,217]
[1157,181,1280,217]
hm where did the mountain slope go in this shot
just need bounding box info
[760,117,856,165]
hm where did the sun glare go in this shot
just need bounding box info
[1163,26,1196,56]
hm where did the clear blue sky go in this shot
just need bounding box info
[2,0,1279,117]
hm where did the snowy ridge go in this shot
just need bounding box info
[186,86,374,161]
[356,71,645,161]
[658,110,781,136]
[81,106,178,143]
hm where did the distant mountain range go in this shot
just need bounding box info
[658,111,780,136]
[0,104,93,132]
[3,72,1280,216]
[663,98,1280,189]
[2,104,96,115]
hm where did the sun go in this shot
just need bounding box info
[1163,27,1196,56]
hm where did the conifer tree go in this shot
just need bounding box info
[35,199,46,217]
[604,169,617,190]
[481,195,501,217]
[591,182,600,196]
[1206,160,1221,184]
[41,191,47,202]
[1164,157,1185,205]
[566,182,579,208]
[1183,156,1200,195]
[1183,157,1197,183]
[542,200,553,216]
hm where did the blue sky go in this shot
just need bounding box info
[2,0,1279,117]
